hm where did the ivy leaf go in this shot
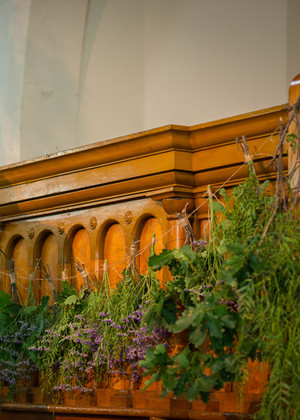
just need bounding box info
[56,281,78,302]
[189,324,207,347]
[224,355,237,373]
[163,371,177,391]
[222,314,236,329]
[174,349,190,369]
[207,319,222,338]
[172,307,199,333]
[142,371,159,390]
[186,379,200,401]
[64,295,79,306]
[198,376,214,392]
[210,358,224,374]
[148,249,174,270]
[161,298,178,325]
[215,305,227,317]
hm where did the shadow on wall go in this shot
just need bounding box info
[20,0,107,161]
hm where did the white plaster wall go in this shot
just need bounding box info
[20,0,88,161]
[0,0,31,166]
[144,0,288,128]
[75,0,144,147]
[287,0,300,86]
[1,0,298,165]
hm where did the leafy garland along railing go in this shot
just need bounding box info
[32,266,169,395]
[0,242,170,402]
[0,107,299,419]
[141,125,300,420]
[0,284,49,402]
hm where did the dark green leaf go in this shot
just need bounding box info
[189,324,206,347]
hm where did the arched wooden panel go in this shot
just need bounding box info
[40,233,58,305]
[0,251,9,293]
[71,229,90,292]
[139,218,163,282]
[104,224,126,289]
[12,238,29,304]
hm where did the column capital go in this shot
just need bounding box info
[161,198,194,220]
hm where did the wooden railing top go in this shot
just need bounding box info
[0,104,289,221]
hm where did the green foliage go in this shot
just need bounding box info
[32,266,168,396]
[141,171,300,420]
[0,291,21,334]
[143,245,239,401]
[1,164,299,419]
[0,282,49,402]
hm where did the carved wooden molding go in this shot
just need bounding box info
[0,104,288,221]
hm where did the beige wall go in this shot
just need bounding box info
[21,0,88,160]
[144,0,288,128]
[1,0,299,165]
[287,0,300,86]
[0,0,31,166]
[75,0,144,148]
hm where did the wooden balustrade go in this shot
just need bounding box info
[0,77,299,419]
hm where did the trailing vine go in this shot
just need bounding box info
[0,107,299,419]
[141,165,300,419]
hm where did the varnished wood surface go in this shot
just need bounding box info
[0,386,262,419]
[40,233,59,304]
[0,99,296,419]
[12,238,30,304]
[104,223,127,289]
[139,218,163,283]
[71,228,91,291]
[0,105,288,222]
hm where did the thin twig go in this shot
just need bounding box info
[9,259,19,304]
[127,236,140,282]
[236,136,260,194]
[178,202,195,245]
[76,262,91,291]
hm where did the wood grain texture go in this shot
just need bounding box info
[0,105,288,222]
[139,218,163,281]
[104,224,127,289]
[0,101,294,418]
[12,238,30,304]
[71,229,91,291]
[40,233,58,304]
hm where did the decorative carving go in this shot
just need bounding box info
[27,227,35,239]
[162,198,194,219]
[124,211,133,225]
[89,216,97,230]
[58,222,65,234]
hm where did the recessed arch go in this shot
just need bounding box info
[138,217,164,280]
[34,230,58,304]
[97,219,120,261]
[5,235,29,304]
[103,223,126,290]
[63,224,91,292]
[72,228,91,292]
